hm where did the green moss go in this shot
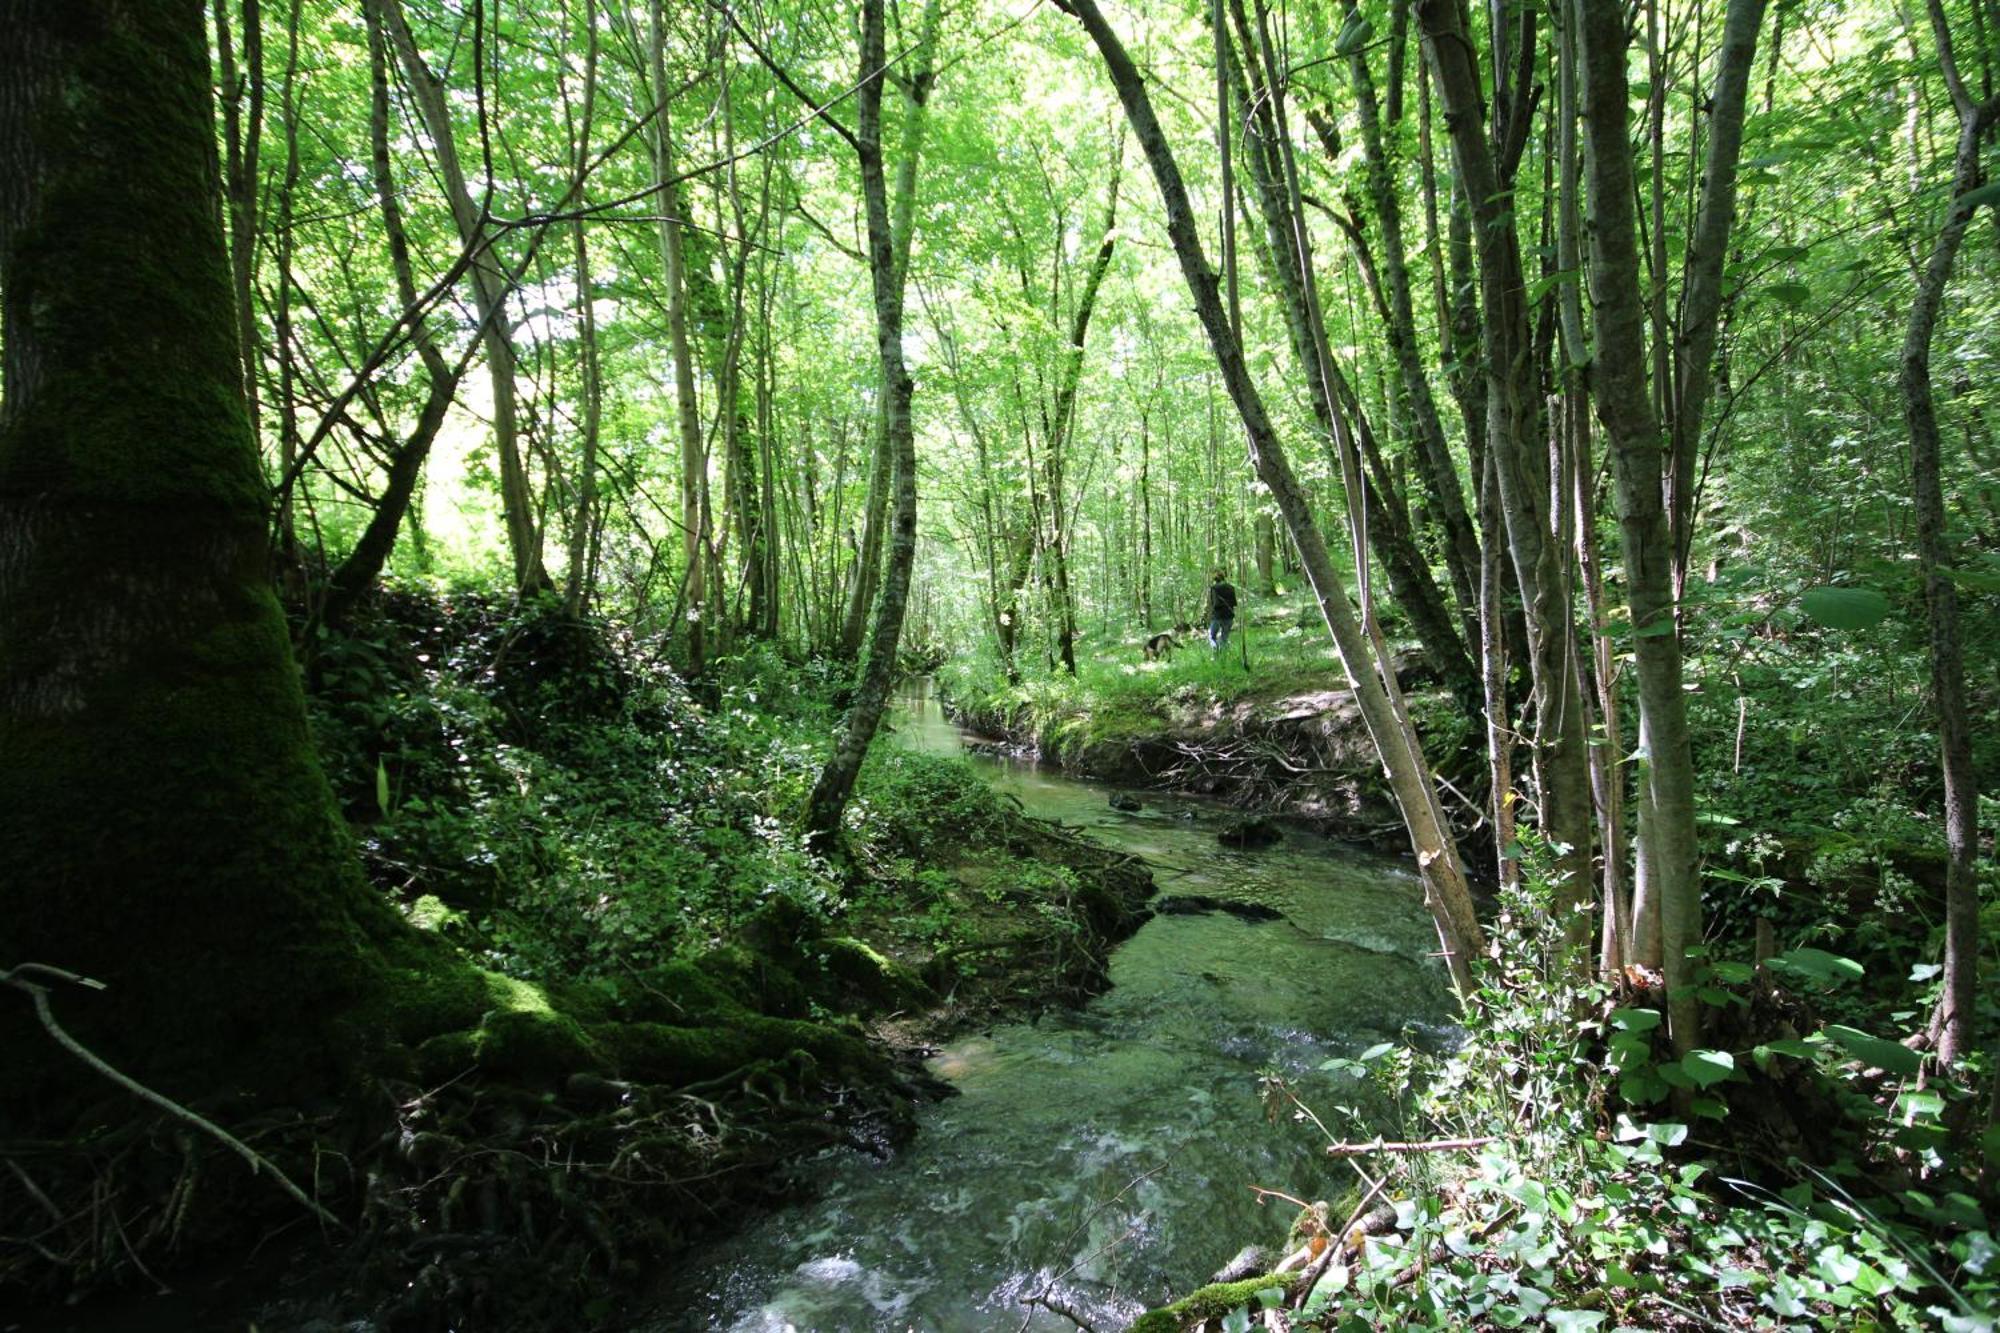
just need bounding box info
[810,937,936,1010]
[1129,1275,1287,1332]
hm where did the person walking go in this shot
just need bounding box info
[1204,568,1237,653]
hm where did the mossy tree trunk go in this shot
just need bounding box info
[0,0,399,1102]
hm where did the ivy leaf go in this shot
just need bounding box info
[1609,1007,1663,1032]
[1547,1312,1608,1331]
[1767,281,1811,306]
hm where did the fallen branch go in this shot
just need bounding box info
[1324,1135,1497,1159]
[3,962,343,1230]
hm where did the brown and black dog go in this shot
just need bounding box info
[1143,632,1180,661]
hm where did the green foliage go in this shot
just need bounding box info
[308,590,844,980]
[1260,865,1998,1332]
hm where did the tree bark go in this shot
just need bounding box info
[1419,0,1595,926]
[1339,0,1481,635]
[1670,0,1770,588]
[837,0,943,659]
[1903,0,1994,1065]
[804,0,922,853]
[0,0,402,1102]
[1577,0,1704,1052]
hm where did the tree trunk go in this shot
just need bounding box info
[1670,0,1770,588]
[211,0,264,443]
[1903,1,1994,1064]
[804,0,922,852]
[1420,0,1595,924]
[1577,0,1704,1052]
[1339,0,1481,635]
[1055,0,1479,999]
[321,1,460,629]
[645,0,709,676]
[379,0,546,593]
[0,0,404,1102]
[836,0,943,659]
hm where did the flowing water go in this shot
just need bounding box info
[656,679,1455,1332]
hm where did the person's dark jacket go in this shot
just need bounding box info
[1206,580,1237,622]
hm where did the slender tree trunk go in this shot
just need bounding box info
[211,0,264,443]
[1420,0,1594,925]
[1577,0,1704,1053]
[1339,0,1481,634]
[324,0,467,628]
[1671,0,1770,587]
[1903,0,1994,1064]
[642,0,712,675]
[1042,153,1122,675]
[565,220,603,617]
[804,0,922,852]
[1055,0,1479,999]
[1228,22,1480,712]
[380,0,546,593]
[837,0,943,659]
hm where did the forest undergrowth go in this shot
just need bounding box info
[3,585,1152,1330]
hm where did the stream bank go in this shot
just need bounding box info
[656,680,1457,1330]
[948,667,1483,855]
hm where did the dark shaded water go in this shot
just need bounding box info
[656,679,1454,1331]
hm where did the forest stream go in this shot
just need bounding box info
[655,681,1458,1331]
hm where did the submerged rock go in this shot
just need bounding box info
[1108,791,1142,812]
[1154,895,1283,922]
[1217,815,1282,849]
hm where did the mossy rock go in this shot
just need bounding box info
[410,1007,601,1084]
[740,894,813,958]
[1129,1274,1288,1332]
[683,946,810,1019]
[603,1015,882,1087]
[808,936,936,1011]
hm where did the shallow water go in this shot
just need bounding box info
[654,679,1454,1332]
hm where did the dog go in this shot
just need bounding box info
[1143,632,1180,661]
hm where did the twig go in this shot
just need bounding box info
[1324,1135,1497,1158]
[1290,1173,1389,1310]
[3,963,344,1230]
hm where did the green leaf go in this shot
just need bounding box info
[375,757,392,816]
[1682,1049,1735,1088]
[1767,947,1865,987]
[1824,1024,1923,1075]
[1767,281,1811,306]
[1800,585,1890,630]
[1609,1007,1663,1032]
[1526,268,1579,304]
[1222,1307,1253,1333]
[1547,1311,1607,1331]
[1755,1037,1818,1060]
